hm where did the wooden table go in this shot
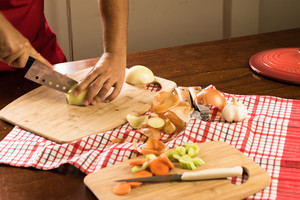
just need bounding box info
[1,28,300,200]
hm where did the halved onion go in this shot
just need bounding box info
[125,65,155,85]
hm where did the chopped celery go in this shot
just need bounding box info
[192,157,205,166]
[184,142,199,151]
[165,149,179,161]
[176,146,186,156]
[172,153,181,161]
[188,146,200,157]
[179,159,196,170]
[131,161,149,173]
[180,154,192,160]
[165,143,204,170]
[185,142,200,157]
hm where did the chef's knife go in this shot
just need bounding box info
[24,56,78,93]
[188,86,210,121]
[116,166,243,183]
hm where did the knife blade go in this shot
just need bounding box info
[24,57,78,93]
[188,86,210,121]
[116,166,243,183]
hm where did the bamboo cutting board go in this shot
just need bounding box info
[0,68,176,143]
[84,141,271,200]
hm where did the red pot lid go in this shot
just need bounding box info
[249,48,300,84]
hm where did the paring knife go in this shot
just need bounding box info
[188,86,210,121]
[24,56,78,93]
[116,166,243,183]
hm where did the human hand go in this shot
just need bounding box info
[0,13,53,69]
[72,52,126,105]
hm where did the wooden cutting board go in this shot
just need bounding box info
[0,68,176,143]
[84,141,271,200]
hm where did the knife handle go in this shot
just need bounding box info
[188,86,202,106]
[174,87,192,107]
[181,166,243,181]
[25,56,35,69]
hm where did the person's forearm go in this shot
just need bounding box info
[98,0,128,55]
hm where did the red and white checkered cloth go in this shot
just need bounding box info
[0,85,299,200]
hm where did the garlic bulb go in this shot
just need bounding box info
[221,96,247,122]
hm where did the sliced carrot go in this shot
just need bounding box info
[125,170,153,189]
[133,170,153,178]
[149,158,170,176]
[127,181,143,188]
[160,153,174,169]
[128,159,147,166]
[112,182,131,195]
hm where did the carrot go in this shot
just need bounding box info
[149,158,170,176]
[126,170,153,189]
[160,153,174,169]
[133,170,153,178]
[127,181,143,188]
[128,159,147,166]
[112,182,131,195]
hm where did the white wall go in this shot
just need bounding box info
[44,0,300,62]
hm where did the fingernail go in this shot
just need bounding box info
[91,100,97,105]
[73,91,78,96]
[83,100,89,106]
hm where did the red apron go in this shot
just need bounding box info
[0,0,67,71]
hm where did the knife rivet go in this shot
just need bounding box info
[62,86,66,90]
[49,82,52,85]
[56,84,60,88]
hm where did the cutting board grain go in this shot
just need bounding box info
[84,141,271,200]
[0,68,176,143]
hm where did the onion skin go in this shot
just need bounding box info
[152,91,180,113]
[139,127,161,139]
[194,88,227,110]
[164,110,186,133]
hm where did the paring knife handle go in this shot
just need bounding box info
[181,166,243,181]
[174,87,192,107]
[188,86,202,106]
